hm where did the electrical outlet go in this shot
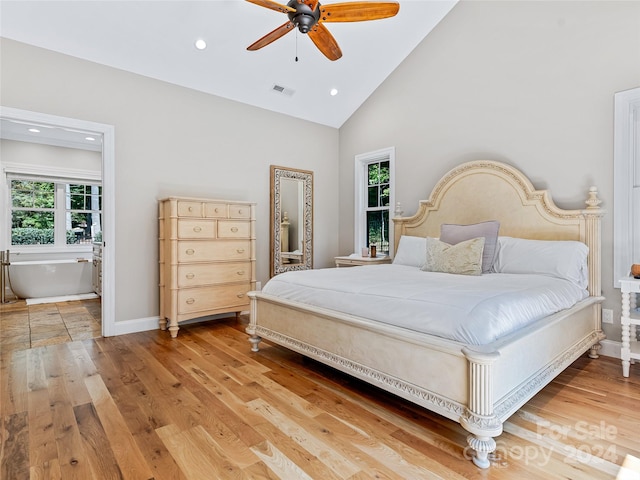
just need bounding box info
[602,308,613,324]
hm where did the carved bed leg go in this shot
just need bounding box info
[588,342,601,359]
[460,411,502,469]
[466,434,497,469]
[461,348,502,469]
[246,291,261,352]
[248,334,262,352]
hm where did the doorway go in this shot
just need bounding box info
[0,106,115,337]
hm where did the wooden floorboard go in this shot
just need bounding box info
[1,315,639,479]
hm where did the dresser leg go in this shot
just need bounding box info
[168,319,179,338]
[159,317,167,330]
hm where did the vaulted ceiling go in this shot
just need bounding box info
[0,0,457,129]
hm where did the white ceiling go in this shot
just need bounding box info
[0,0,457,131]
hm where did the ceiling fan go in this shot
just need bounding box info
[246,0,400,61]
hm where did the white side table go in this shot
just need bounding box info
[620,276,640,377]
[335,255,391,267]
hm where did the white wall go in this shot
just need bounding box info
[0,140,101,171]
[338,0,640,343]
[0,38,339,325]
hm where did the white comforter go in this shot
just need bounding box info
[261,264,589,345]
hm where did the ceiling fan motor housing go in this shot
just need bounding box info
[287,0,321,33]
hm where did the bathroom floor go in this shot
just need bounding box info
[0,298,101,355]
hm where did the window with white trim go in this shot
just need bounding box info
[9,175,102,248]
[354,147,395,256]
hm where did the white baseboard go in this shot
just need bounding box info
[598,339,621,360]
[112,316,159,336]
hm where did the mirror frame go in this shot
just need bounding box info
[270,165,313,277]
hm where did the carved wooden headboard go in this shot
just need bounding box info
[392,160,604,297]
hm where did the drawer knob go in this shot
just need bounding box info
[186,273,195,279]
[215,208,219,213]
[236,248,245,254]
[238,209,243,214]
[193,226,202,233]
[237,271,244,275]
[188,206,193,212]
[237,293,245,298]
[186,248,195,255]
[186,298,195,304]
[231,227,238,233]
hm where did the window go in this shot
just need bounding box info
[614,87,640,287]
[355,147,395,256]
[10,176,102,248]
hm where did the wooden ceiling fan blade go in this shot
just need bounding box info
[320,2,399,22]
[247,21,295,51]
[245,0,296,14]
[301,0,320,11]
[308,23,342,61]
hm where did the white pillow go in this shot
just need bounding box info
[493,237,589,289]
[393,235,427,268]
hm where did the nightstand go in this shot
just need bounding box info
[620,276,640,377]
[334,255,392,267]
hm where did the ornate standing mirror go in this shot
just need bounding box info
[270,165,313,277]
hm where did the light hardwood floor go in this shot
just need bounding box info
[1,315,639,479]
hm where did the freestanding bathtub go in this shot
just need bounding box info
[8,259,93,299]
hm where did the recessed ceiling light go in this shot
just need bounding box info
[28,128,40,133]
[85,137,96,141]
[195,39,207,50]
[330,88,338,96]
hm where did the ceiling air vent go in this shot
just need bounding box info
[271,84,295,97]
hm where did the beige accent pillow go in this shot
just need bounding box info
[422,237,486,276]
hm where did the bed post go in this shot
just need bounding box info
[246,291,262,352]
[583,186,605,359]
[460,348,502,469]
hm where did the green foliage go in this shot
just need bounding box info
[11,227,55,245]
[367,162,390,207]
[11,180,55,208]
[12,210,55,229]
[367,161,390,185]
[366,210,390,254]
[68,184,101,210]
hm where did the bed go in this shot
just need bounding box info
[246,160,605,468]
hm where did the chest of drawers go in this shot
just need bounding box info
[158,197,256,337]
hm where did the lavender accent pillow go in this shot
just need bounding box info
[440,221,500,273]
